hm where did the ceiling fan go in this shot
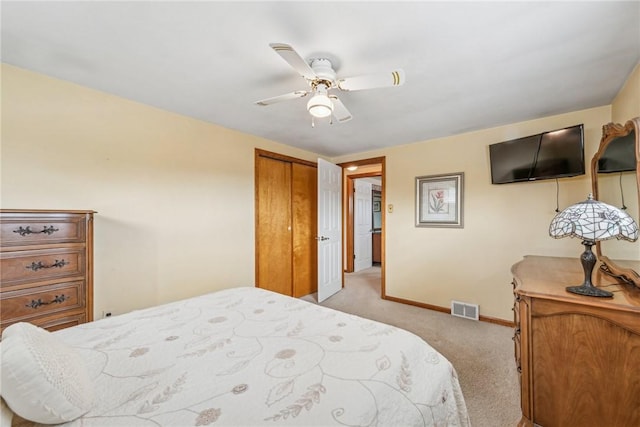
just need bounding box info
[255,43,405,124]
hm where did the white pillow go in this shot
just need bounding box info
[0,322,94,424]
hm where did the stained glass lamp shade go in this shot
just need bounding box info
[549,194,639,297]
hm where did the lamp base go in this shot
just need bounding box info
[565,240,614,298]
[566,284,613,298]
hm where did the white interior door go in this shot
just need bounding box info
[317,158,342,302]
[354,180,373,272]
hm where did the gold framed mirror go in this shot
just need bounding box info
[591,117,640,286]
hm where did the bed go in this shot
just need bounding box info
[1,287,470,426]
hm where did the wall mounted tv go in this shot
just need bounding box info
[489,124,585,184]
[597,131,637,173]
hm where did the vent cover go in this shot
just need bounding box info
[451,300,479,321]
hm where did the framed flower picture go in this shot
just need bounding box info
[415,172,464,228]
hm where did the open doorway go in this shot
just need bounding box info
[351,176,380,272]
[339,157,385,298]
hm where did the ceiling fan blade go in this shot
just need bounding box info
[329,95,353,123]
[338,69,405,92]
[255,90,309,106]
[269,43,317,81]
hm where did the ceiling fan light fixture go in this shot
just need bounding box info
[258,43,403,124]
[307,93,334,118]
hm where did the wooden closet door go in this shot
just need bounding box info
[292,163,317,297]
[256,156,292,295]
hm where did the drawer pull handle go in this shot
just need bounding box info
[13,225,60,237]
[25,259,69,271]
[25,294,67,309]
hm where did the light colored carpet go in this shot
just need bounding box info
[301,266,522,427]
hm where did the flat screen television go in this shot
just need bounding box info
[489,124,585,184]
[597,131,636,173]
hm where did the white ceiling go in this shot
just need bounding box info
[2,1,639,157]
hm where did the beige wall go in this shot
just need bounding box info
[330,62,639,322]
[1,64,319,318]
[3,62,638,323]
[612,62,640,122]
[603,61,640,260]
[333,107,628,320]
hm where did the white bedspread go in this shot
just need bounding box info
[31,287,470,426]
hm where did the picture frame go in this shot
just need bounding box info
[415,172,464,228]
[373,201,381,212]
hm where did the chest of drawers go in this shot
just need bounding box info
[512,255,640,427]
[1,210,94,333]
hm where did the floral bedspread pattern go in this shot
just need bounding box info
[35,287,470,426]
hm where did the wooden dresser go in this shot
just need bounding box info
[1,210,94,333]
[512,255,640,427]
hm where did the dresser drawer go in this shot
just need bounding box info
[1,280,85,325]
[1,247,85,287]
[1,312,87,335]
[43,313,87,332]
[1,214,87,248]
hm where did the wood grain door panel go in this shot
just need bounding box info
[256,155,292,296]
[292,162,317,297]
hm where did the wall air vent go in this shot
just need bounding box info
[451,300,479,321]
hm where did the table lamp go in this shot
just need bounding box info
[549,193,639,297]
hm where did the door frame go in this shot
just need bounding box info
[338,156,386,298]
